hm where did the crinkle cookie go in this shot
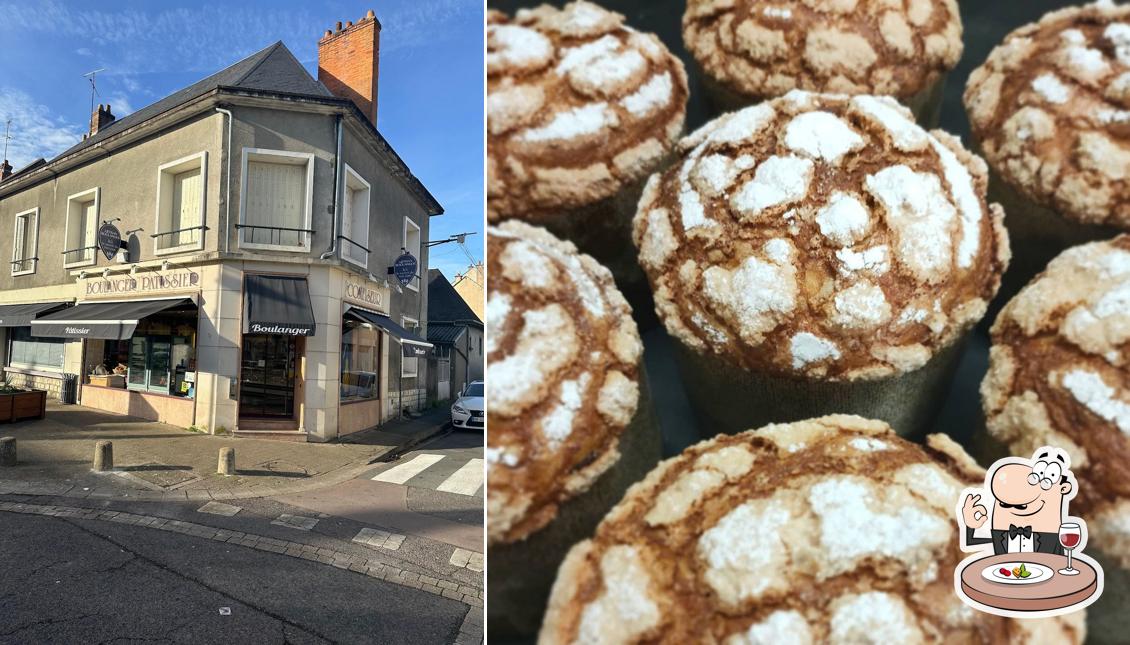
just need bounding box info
[982,235,1130,564]
[488,1,689,221]
[539,415,1084,644]
[965,0,1130,229]
[633,91,1009,381]
[683,0,962,106]
[487,220,644,545]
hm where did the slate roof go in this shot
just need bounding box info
[4,41,441,215]
[54,42,328,163]
[428,269,482,326]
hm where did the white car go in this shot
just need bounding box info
[451,381,484,430]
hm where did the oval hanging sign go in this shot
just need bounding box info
[392,252,417,287]
[97,222,123,261]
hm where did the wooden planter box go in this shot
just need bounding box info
[0,390,47,422]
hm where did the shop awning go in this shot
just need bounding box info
[245,275,316,336]
[0,301,71,327]
[31,297,196,339]
[344,307,433,357]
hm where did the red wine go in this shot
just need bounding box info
[1061,533,1080,548]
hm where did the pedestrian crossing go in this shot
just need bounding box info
[371,453,484,496]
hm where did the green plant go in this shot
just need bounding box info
[0,378,23,395]
[215,425,230,436]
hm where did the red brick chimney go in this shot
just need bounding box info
[318,9,381,126]
[90,103,115,136]
[0,159,12,181]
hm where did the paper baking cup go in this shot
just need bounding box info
[1088,549,1127,644]
[674,336,966,440]
[986,169,1121,316]
[696,69,947,128]
[487,368,661,638]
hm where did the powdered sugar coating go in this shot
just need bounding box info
[683,0,962,104]
[488,221,642,545]
[983,236,1130,520]
[538,415,1084,644]
[965,2,1130,229]
[488,3,688,221]
[633,92,1008,380]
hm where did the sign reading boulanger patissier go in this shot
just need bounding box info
[83,270,201,298]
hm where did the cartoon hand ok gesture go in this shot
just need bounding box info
[963,493,988,529]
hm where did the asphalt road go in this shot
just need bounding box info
[0,512,469,645]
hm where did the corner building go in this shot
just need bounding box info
[0,11,439,441]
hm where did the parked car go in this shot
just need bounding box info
[451,381,484,430]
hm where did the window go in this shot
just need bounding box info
[155,152,207,253]
[65,188,99,267]
[403,217,421,291]
[401,316,419,377]
[8,327,65,371]
[341,318,380,401]
[11,208,38,276]
[239,148,314,251]
[341,165,371,267]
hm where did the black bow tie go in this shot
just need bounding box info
[1009,524,1033,539]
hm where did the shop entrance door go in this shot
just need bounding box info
[239,335,297,418]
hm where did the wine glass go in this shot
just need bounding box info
[1058,522,1082,576]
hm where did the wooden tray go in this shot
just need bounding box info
[959,552,1098,612]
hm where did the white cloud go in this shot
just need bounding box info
[0,87,84,169]
[105,93,134,118]
[75,47,93,56]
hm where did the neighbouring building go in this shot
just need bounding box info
[453,262,484,322]
[426,269,482,402]
[0,9,441,441]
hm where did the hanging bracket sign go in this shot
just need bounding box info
[391,252,418,287]
[97,222,125,261]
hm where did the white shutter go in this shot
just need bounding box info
[82,201,97,262]
[12,215,26,263]
[172,167,202,247]
[341,187,354,248]
[246,160,305,247]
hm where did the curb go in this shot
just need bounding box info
[0,419,450,502]
[0,500,486,614]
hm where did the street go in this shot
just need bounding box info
[0,424,484,644]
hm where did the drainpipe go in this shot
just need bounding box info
[215,107,234,254]
[320,113,344,261]
[212,106,233,435]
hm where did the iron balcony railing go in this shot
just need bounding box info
[61,245,97,265]
[236,224,314,247]
[337,234,370,264]
[151,225,209,251]
[9,257,38,273]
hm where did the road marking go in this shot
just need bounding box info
[436,458,484,496]
[352,527,406,551]
[197,501,241,517]
[271,514,319,531]
[372,453,445,484]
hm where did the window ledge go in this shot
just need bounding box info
[3,366,64,379]
[154,243,205,257]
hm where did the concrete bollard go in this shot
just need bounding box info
[0,437,15,467]
[218,447,235,476]
[93,440,113,472]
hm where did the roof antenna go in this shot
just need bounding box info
[82,68,105,116]
[2,119,11,161]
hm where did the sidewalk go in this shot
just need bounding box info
[0,401,451,501]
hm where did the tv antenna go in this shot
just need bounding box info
[2,119,11,162]
[83,68,105,116]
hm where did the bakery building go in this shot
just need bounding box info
[0,10,441,441]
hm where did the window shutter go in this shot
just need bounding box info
[82,201,97,261]
[172,167,202,246]
[247,161,305,246]
[13,215,26,263]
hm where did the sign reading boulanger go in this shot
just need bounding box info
[84,271,200,297]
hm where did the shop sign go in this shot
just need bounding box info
[344,279,388,314]
[85,270,200,297]
[392,252,417,287]
[97,222,124,261]
[402,343,431,358]
[247,322,315,336]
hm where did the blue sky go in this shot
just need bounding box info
[0,0,484,280]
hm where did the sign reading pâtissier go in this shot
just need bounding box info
[344,276,390,315]
[84,270,201,297]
